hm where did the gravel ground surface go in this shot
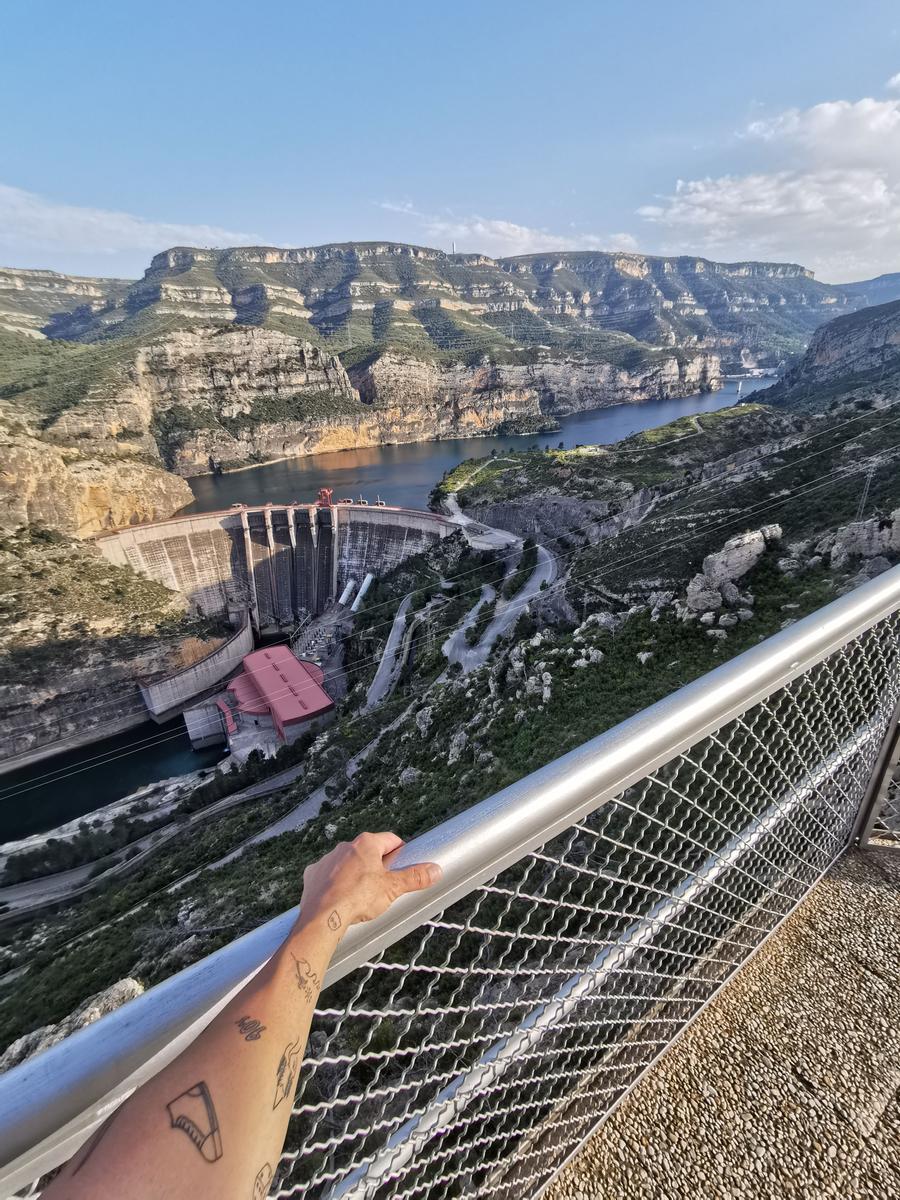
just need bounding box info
[546,844,900,1200]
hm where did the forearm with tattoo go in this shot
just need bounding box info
[43,833,440,1200]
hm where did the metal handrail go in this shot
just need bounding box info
[1,563,899,1193]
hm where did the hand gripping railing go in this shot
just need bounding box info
[1,566,899,1198]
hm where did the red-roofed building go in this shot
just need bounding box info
[183,645,333,752]
[227,645,334,743]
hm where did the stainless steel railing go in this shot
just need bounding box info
[1,566,900,1198]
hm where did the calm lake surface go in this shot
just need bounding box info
[3,379,768,841]
[185,379,769,514]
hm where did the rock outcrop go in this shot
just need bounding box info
[818,510,900,568]
[0,430,193,536]
[701,529,773,584]
[353,350,719,433]
[0,979,143,1072]
[41,328,364,477]
[685,527,782,612]
[762,298,900,408]
[0,525,226,767]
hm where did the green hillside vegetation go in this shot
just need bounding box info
[0,321,182,429]
[437,404,793,506]
[0,525,225,681]
[0,546,863,1049]
[0,330,94,425]
[0,268,130,336]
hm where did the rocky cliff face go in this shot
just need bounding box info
[0,430,193,536]
[40,327,362,476]
[0,631,192,767]
[353,349,719,433]
[25,326,720,484]
[0,267,129,338]
[761,298,900,408]
[0,526,226,767]
[32,242,900,369]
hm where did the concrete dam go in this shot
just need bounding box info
[94,504,458,631]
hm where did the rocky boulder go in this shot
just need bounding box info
[686,575,723,613]
[829,510,900,568]
[702,528,777,585]
[447,729,469,765]
[0,978,144,1073]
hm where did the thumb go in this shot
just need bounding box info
[390,862,442,895]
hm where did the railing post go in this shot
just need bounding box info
[853,697,900,848]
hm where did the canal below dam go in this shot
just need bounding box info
[3,380,768,841]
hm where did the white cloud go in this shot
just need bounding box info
[638,97,900,281]
[377,201,638,258]
[0,183,256,275]
[887,72,900,92]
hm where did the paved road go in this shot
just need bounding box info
[445,545,556,673]
[443,493,519,551]
[365,594,412,710]
[0,760,307,917]
[442,584,497,670]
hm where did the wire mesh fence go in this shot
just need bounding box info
[871,767,900,842]
[274,612,900,1200]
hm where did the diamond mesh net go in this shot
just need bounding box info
[273,614,900,1200]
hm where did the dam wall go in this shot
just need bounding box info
[95,504,457,632]
[139,618,255,721]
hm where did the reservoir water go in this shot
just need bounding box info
[185,379,768,514]
[2,379,768,842]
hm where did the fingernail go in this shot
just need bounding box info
[427,863,443,884]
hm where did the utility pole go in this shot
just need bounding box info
[856,463,876,522]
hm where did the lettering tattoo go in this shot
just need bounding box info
[167,1081,223,1162]
[327,910,341,931]
[291,952,321,1005]
[273,1038,302,1109]
[70,1111,118,1176]
[253,1161,274,1199]
[236,1015,266,1041]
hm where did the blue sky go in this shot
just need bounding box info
[3,0,900,281]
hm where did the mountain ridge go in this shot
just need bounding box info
[6,243,900,372]
[2,243,899,534]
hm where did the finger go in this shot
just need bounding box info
[390,862,442,895]
[362,832,405,856]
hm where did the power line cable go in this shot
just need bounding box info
[3,443,891,803]
[4,399,897,763]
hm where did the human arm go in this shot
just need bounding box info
[44,832,441,1200]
